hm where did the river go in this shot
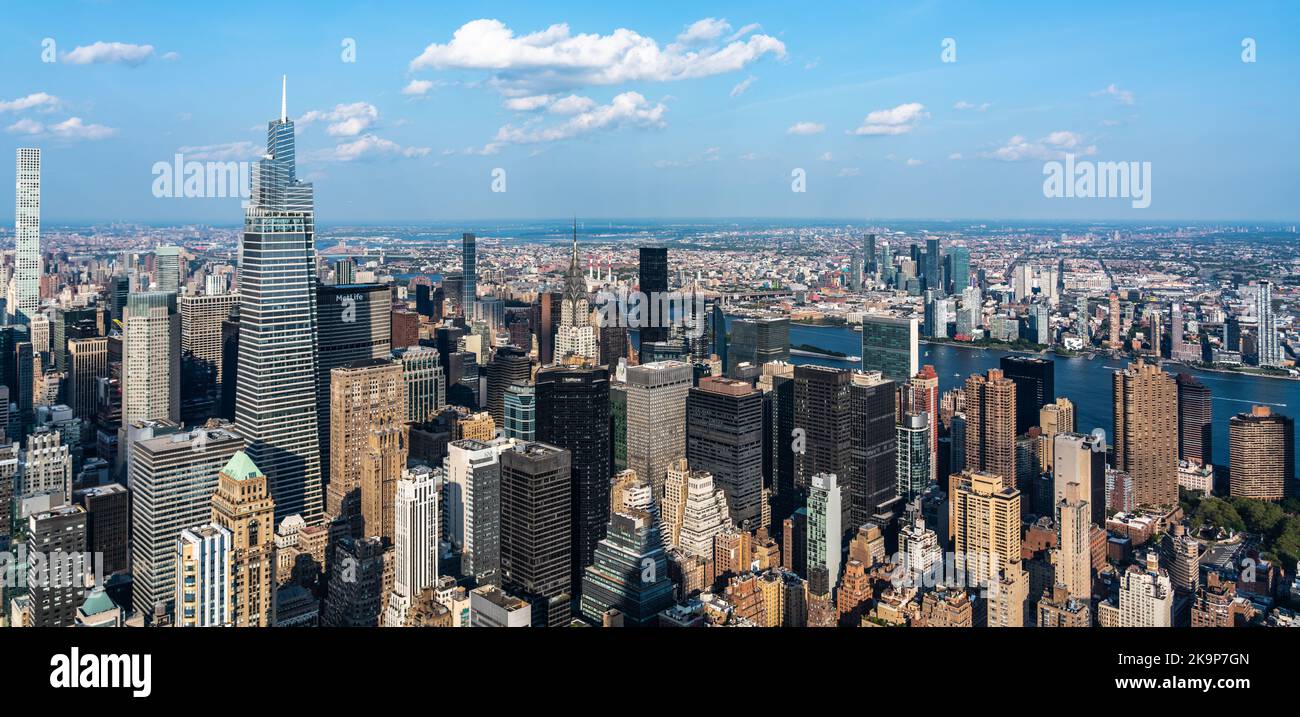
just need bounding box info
[776,321,1295,469]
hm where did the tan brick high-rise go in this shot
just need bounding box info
[361,424,410,541]
[964,369,1017,489]
[1229,406,1294,501]
[1112,359,1178,507]
[951,470,1021,587]
[210,451,276,627]
[327,359,405,526]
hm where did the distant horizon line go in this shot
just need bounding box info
[5,216,1300,230]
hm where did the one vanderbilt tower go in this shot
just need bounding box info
[235,77,324,523]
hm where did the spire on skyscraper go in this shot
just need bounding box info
[281,75,287,122]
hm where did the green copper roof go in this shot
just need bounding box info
[81,588,116,616]
[222,450,262,481]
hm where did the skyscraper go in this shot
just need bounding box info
[535,364,611,589]
[462,233,477,315]
[555,223,597,363]
[728,317,790,375]
[1176,373,1212,466]
[179,292,239,419]
[486,346,532,426]
[908,365,940,481]
[1053,431,1107,525]
[67,337,108,424]
[316,282,393,481]
[1112,359,1178,508]
[1053,480,1092,606]
[391,464,441,622]
[896,412,931,502]
[500,441,572,627]
[155,245,181,294]
[848,370,897,527]
[687,376,764,527]
[24,505,87,627]
[444,439,501,586]
[794,365,852,512]
[860,314,919,384]
[129,423,245,620]
[122,291,181,425]
[1255,281,1283,367]
[637,246,669,344]
[394,345,445,423]
[578,510,674,626]
[1229,406,1295,501]
[625,360,692,495]
[503,383,536,441]
[1037,397,1075,471]
[13,148,41,325]
[999,356,1054,436]
[964,369,1017,489]
[209,450,276,627]
[326,358,405,532]
[806,473,843,591]
[175,524,233,627]
[236,80,325,523]
[951,470,1021,588]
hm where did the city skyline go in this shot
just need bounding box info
[1,1,1298,224]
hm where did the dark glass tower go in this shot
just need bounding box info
[462,233,477,316]
[486,346,531,426]
[315,283,392,483]
[578,510,674,626]
[638,246,669,344]
[728,317,790,376]
[848,373,898,528]
[534,365,611,591]
[500,441,572,627]
[687,376,764,527]
[794,365,851,523]
[1176,373,1212,466]
[999,355,1055,435]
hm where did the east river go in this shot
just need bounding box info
[780,322,1295,469]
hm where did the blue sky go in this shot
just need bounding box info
[1,0,1297,223]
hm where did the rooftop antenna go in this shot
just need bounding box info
[281,75,288,122]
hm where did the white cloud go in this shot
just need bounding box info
[408,18,785,93]
[299,102,380,137]
[677,18,732,44]
[786,121,825,136]
[1092,83,1135,105]
[848,103,928,136]
[402,79,435,96]
[906,158,923,166]
[162,51,181,62]
[5,118,44,135]
[953,100,991,111]
[738,152,759,161]
[176,141,261,161]
[548,94,597,114]
[503,94,554,111]
[315,134,431,162]
[0,92,59,113]
[983,131,1097,162]
[493,91,666,144]
[949,152,963,160]
[7,117,119,140]
[837,167,861,177]
[730,75,757,98]
[63,41,155,66]
[703,146,721,162]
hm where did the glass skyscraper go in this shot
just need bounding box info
[462,232,477,315]
[14,148,41,324]
[860,314,919,385]
[235,79,325,523]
